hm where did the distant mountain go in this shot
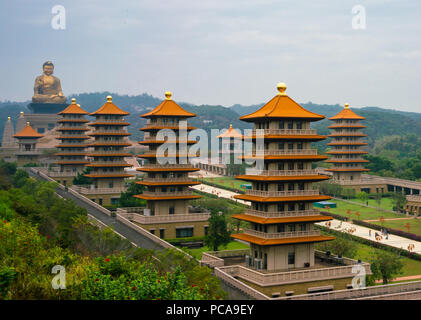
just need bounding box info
[1,93,421,149]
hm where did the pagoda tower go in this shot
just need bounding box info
[232,83,334,272]
[53,98,91,186]
[82,96,134,205]
[134,91,209,239]
[326,103,370,182]
[1,117,16,148]
[13,122,43,166]
[217,124,243,176]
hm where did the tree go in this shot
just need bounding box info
[356,191,368,204]
[316,237,358,259]
[118,180,145,208]
[204,211,231,251]
[374,193,382,208]
[391,192,406,212]
[368,250,404,284]
[72,167,94,185]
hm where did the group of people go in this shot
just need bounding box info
[370,228,389,241]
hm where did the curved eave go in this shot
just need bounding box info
[88,122,131,126]
[85,163,133,168]
[84,174,135,178]
[327,134,367,138]
[86,153,133,157]
[232,214,333,224]
[136,181,201,186]
[326,142,368,146]
[235,174,331,182]
[234,194,332,203]
[240,155,328,161]
[328,125,366,129]
[325,168,370,172]
[136,167,200,173]
[245,135,326,141]
[56,136,91,140]
[133,194,201,201]
[231,233,335,246]
[55,161,90,165]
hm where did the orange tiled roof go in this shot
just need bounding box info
[240,83,324,122]
[217,125,243,139]
[231,233,335,246]
[90,96,130,116]
[141,92,196,118]
[232,214,333,224]
[14,123,43,138]
[329,104,365,120]
[58,99,90,115]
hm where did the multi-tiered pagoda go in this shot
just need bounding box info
[326,103,370,183]
[232,83,334,271]
[134,91,209,239]
[54,98,90,186]
[13,122,43,166]
[82,96,134,205]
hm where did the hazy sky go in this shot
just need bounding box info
[0,0,420,112]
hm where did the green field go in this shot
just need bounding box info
[370,218,421,237]
[181,241,250,260]
[318,198,402,221]
[202,177,245,190]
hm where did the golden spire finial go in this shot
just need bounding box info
[229,124,233,129]
[165,91,172,100]
[71,98,76,104]
[20,111,24,116]
[344,103,349,109]
[26,121,30,126]
[277,82,287,95]
[107,95,112,102]
[7,116,11,121]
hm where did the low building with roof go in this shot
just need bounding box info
[13,122,44,166]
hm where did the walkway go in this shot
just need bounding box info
[192,183,251,206]
[316,219,421,254]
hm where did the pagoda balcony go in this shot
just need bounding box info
[116,207,210,224]
[88,119,130,124]
[326,149,368,153]
[142,163,195,169]
[250,129,317,136]
[244,189,319,197]
[71,185,127,194]
[327,133,367,137]
[15,150,42,156]
[245,169,318,176]
[142,177,197,183]
[142,190,194,197]
[244,229,320,239]
[142,122,194,129]
[38,167,80,177]
[86,150,132,155]
[250,149,318,156]
[326,158,368,162]
[244,208,321,218]
[88,130,130,135]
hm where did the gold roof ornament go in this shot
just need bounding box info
[20,111,24,115]
[345,103,349,109]
[107,95,112,102]
[277,82,287,96]
[26,122,30,126]
[165,91,172,100]
[71,98,76,104]
[7,116,11,121]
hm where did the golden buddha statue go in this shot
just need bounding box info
[32,61,66,104]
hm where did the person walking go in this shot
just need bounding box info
[369,229,371,237]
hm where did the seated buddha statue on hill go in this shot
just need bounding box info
[32,61,66,104]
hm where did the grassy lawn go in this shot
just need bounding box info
[318,198,401,221]
[181,240,250,260]
[352,241,421,277]
[202,177,245,190]
[370,218,421,237]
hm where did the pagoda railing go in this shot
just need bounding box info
[244,229,320,239]
[250,129,317,136]
[244,189,319,197]
[244,209,320,218]
[142,190,194,197]
[245,169,318,176]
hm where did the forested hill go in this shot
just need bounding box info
[1,92,421,146]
